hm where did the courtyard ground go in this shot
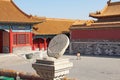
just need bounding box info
[0,53,120,80]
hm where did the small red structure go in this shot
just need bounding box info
[33,38,50,50]
[0,0,40,53]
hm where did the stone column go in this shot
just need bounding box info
[69,42,73,54]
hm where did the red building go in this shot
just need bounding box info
[0,0,40,53]
[70,1,120,56]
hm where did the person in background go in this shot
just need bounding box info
[76,52,81,60]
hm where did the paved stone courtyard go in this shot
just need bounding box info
[67,55,120,80]
[0,54,120,80]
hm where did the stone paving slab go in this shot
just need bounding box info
[66,55,120,80]
[0,54,28,67]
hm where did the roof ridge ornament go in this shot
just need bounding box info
[107,0,111,4]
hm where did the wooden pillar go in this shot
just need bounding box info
[30,32,34,50]
[9,29,13,53]
[39,38,42,50]
[44,38,47,50]
[32,42,35,51]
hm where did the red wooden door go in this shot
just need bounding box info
[0,30,3,53]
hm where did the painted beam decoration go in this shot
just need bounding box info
[12,25,32,32]
[11,25,31,30]
[0,25,10,30]
[0,25,32,32]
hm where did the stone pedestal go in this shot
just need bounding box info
[32,58,73,80]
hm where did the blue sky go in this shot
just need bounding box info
[14,0,119,20]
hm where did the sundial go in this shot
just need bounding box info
[47,34,70,59]
[32,34,73,80]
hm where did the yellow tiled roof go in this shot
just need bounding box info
[33,18,75,35]
[0,0,40,23]
[71,1,120,30]
[70,21,120,30]
[72,20,94,26]
[89,1,120,18]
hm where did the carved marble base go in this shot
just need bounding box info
[32,58,73,80]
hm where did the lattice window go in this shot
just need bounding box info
[17,34,26,44]
[13,33,30,46]
[26,34,29,44]
[13,34,17,44]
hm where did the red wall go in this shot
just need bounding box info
[71,29,120,40]
[3,31,9,47]
[0,30,3,53]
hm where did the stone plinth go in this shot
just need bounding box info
[32,58,73,80]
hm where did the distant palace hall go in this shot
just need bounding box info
[70,0,120,56]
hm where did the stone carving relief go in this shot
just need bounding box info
[71,41,120,56]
